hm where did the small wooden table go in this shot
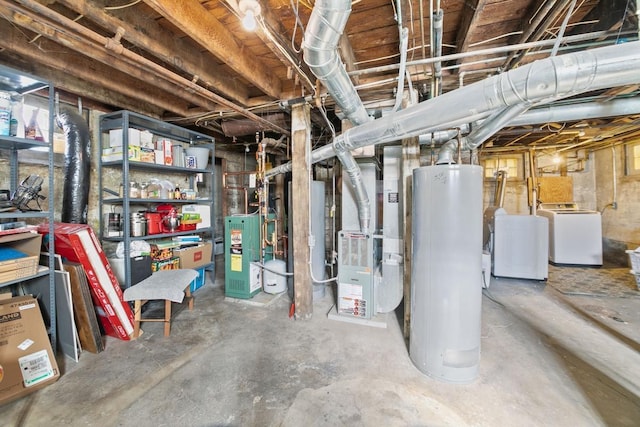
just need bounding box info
[122,269,198,338]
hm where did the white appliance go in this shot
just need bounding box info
[537,203,603,266]
[490,210,549,280]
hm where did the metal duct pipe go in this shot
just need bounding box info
[433,97,640,160]
[432,9,444,97]
[494,170,508,208]
[304,0,372,232]
[267,41,640,177]
[335,41,640,156]
[333,138,371,231]
[510,97,640,126]
[436,103,531,164]
[57,109,91,224]
[391,27,409,112]
[418,129,463,145]
[303,0,371,126]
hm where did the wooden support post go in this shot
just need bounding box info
[402,136,420,339]
[291,103,313,319]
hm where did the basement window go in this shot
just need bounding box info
[626,141,640,176]
[482,156,522,180]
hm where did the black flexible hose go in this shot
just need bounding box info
[57,109,91,223]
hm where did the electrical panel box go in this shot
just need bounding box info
[224,214,274,299]
[337,231,381,319]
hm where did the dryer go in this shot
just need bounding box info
[537,203,603,266]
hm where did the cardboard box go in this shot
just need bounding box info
[139,130,154,149]
[0,295,60,405]
[158,138,172,165]
[109,128,141,147]
[175,242,212,269]
[182,205,211,230]
[0,232,42,284]
[100,145,142,163]
[154,150,164,165]
[139,147,155,163]
[151,257,180,272]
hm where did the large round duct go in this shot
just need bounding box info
[58,109,91,224]
[410,164,483,384]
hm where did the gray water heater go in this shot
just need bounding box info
[410,164,483,384]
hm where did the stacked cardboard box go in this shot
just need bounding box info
[0,294,60,405]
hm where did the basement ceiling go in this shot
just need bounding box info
[0,0,638,155]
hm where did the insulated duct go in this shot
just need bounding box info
[266,41,640,178]
[303,0,371,126]
[58,109,91,224]
[304,0,373,232]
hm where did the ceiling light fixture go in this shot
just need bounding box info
[239,0,261,31]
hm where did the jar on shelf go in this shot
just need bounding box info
[140,182,148,199]
[146,181,160,199]
[129,181,140,198]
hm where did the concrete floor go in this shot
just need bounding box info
[3,258,640,426]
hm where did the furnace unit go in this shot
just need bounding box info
[336,231,382,319]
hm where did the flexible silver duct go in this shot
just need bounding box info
[304,0,373,232]
[303,0,371,126]
[334,41,640,156]
[267,41,640,177]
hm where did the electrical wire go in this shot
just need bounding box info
[104,0,142,11]
[289,0,306,54]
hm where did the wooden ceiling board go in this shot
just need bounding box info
[0,0,635,148]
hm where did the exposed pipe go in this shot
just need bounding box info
[5,0,290,135]
[266,41,640,177]
[551,0,578,57]
[303,0,372,232]
[432,9,444,97]
[349,29,626,77]
[611,145,618,209]
[436,103,531,163]
[501,0,561,70]
[303,0,370,126]
[391,27,409,112]
[509,97,640,126]
[494,170,508,208]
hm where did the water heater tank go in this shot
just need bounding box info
[410,164,483,384]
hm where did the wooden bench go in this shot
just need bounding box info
[122,269,198,338]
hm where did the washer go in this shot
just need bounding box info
[537,203,603,266]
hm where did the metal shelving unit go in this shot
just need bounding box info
[0,65,56,351]
[98,110,215,288]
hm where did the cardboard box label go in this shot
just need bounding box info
[17,338,34,351]
[19,349,55,387]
